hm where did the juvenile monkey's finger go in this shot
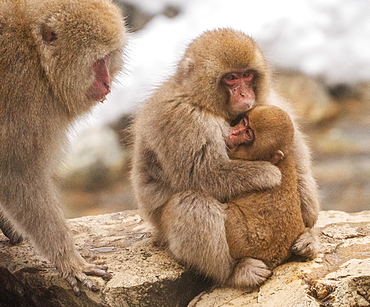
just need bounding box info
[8,233,23,245]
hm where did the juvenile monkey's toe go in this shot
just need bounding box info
[228,257,271,288]
[292,229,320,259]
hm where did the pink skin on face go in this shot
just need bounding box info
[223,71,255,113]
[226,116,254,149]
[89,55,111,102]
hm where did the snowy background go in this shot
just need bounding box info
[61,0,370,217]
[75,0,370,132]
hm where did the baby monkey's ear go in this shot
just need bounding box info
[270,150,284,165]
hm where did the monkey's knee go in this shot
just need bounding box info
[162,191,235,283]
[227,257,272,289]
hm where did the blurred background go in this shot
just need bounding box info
[58,0,370,218]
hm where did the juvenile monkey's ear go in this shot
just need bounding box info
[270,150,284,165]
[41,24,58,44]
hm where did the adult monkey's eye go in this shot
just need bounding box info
[224,73,238,84]
[226,74,237,80]
[242,71,253,79]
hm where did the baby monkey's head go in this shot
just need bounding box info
[227,105,294,162]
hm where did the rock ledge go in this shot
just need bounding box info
[1,210,369,307]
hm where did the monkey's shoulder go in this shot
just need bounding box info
[141,97,227,134]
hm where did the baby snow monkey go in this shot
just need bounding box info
[225,105,317,288]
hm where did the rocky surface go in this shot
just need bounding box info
[1,210,370,307]
[0,211,208,307]
[190,210,370,307]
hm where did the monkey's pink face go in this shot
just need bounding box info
[226,116,254,149]
[222,70,255,114]
[88,54,112,103]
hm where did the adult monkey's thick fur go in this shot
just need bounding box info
[0,0,126,294]
[131,29,319,286]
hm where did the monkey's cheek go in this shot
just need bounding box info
[226,136,238,149]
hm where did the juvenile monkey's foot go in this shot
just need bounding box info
[228,257,272,288]
[64,263,112,296]
[292,229,320,259]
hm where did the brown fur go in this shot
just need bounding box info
[225,106,320,288]
[131,29,319,287]
[225,106,306,287]
[0,0,126,294]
